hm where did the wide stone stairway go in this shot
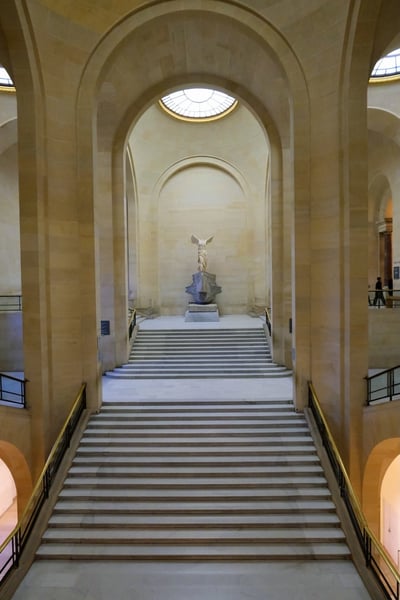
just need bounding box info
[11,319,373,599]
[106,327,292,379]
[36,397,350,561]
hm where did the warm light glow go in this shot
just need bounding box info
[0,460,17,545]
[381,455,400,567]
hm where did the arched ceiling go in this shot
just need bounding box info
[0,118,17,155]
[86,5,302,151]
[368,107,400,148]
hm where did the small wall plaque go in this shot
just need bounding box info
[100,320,110,336]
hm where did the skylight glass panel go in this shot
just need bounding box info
[0,67,14,86]
[371,49,400,78]
[160,88,237,121]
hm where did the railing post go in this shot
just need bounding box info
[43,467,51,499]
[365,530,371,567]
[65,421,72,449]
[389,369,394,402]
[12,529,21,568]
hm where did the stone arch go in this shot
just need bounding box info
[0,3,56,466]
[0,116,21,296]
[367,107,400,289]
[363,437,400,540]
[75,0,310,396]
[0,118,17,154]
[154,156,251,201]
[151,156,254,313]
[0,440,32,520]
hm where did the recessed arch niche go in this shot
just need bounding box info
[128,101,270,314]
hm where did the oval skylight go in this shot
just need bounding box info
[0,67,14,87]
[160,88,237,121]
[371,48,400,79]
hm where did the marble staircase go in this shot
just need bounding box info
[106,328,292,379]
[36,398,351,561]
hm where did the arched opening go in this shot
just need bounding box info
[127,98,270,316]
[0,458,17,544]
[363,437,400,541]
[77,2,310,408]
[381,454,400,567]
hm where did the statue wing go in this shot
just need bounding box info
[191,234,200,245]
[205,235,214,245]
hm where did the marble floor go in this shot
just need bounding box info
[10,316,373,599]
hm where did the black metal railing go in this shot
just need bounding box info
[366,366,400,405]
[308,382,400,600]
[265,307,271,336]
[0,373,27,408]
[0,296,22,311]
[128,308,137,341]
[368,288,400,308]
[0,383,87,585]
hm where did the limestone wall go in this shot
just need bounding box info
[368,308,400,369]
[0,312,23,371]
[129,103,269,315]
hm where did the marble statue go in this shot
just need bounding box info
[186,234,221,305]
[191,234,214,272]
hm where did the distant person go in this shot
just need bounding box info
[373,276,386,306]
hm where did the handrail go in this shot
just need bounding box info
[308,382,400,600]
[0,383,87,584]
[366,366,400,404]
[128,308,137,341]
[0,373,27,408]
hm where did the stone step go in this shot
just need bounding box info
[99,401,293,409]
[119,364,282,371]
[75,446,316,457]
[71,456,320,467]
[58,487,331,501]
[132,341,269,345]
[110,325,296,379]
[126,353,275,369]
[89,408,299,417]
[134,326,265,339]
[83,423,303,431]
[128,351,270,357]
[36,403,349,561]
[47,513,341,528]
[89,413,302,421]
[67,464,324,477]
[79,436,313,446]
[52,499,337,514]
[105,372,292,379]
[35,542,351,560]
[42,527,345,543]
[83,425,307,433]
[62,475,326,488]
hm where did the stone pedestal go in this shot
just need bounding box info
[185,271,221,305]
[185,303,220,322]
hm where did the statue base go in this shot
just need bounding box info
[185,271,222,305]
[185,303,220,322]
